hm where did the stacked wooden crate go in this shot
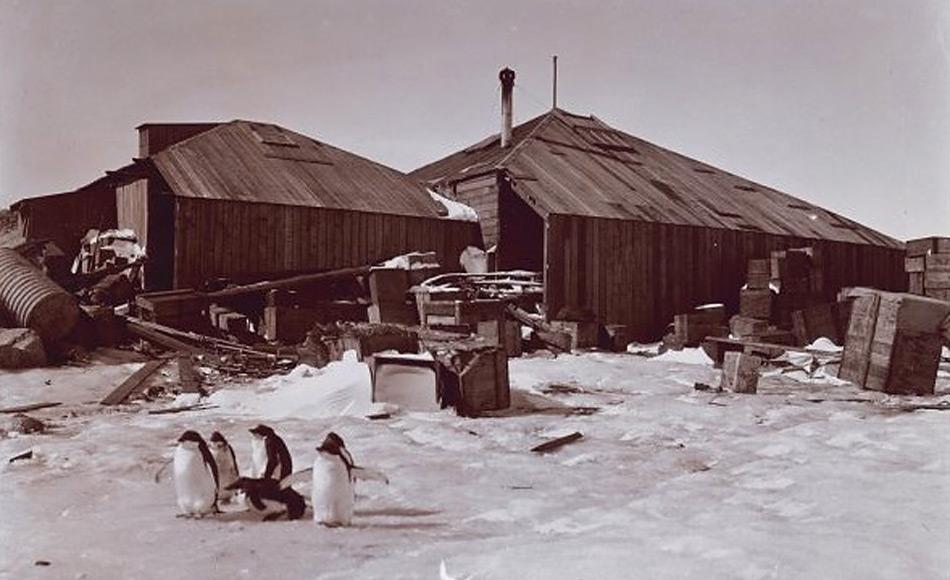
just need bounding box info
[905,237,950,301]
[771,247,825,325]
[738,259,773,320]
[732,258,793,344]
[674,305,728,347]
[367,267,419,325]
[838,289,949,395]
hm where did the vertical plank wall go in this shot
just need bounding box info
[172,197,483,289]
[19,187,117,258]
[545,214,906,340]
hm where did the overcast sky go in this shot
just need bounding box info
[1,0,947,240]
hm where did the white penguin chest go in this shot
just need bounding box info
[250,438,267,477]
[311,455,353,525]
[173,447,216,511]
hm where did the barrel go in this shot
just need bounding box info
[0,248,80,342]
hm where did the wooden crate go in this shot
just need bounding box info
[368,302,419,325]
[423,299,505,328]
[476,319,523,357]
[838,293,881,385]
[368,268,409,305]
[841,290,949,393]
[370,354,441,412]
[263,302,367,343]
[729,315,769,338]
[739,289,772,319]
[906,236,950,257]
[550,319,600,350]
[600,324,633,352]
[435,347,510,416]
[720,352,762,394]
[791,302,842,345]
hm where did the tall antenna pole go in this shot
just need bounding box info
[552,55,558,110]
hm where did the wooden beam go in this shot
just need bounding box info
[204,264,371,299]
[100,360,167,405]
[531,432,583,453]
[0,402,62,414]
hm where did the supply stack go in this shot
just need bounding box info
[838,288,950,395]
[905,236,950,302]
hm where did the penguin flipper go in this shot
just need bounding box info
[279,468,313,489]
[351,466,389,485]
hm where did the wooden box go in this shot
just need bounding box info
[476,319,523,357]
[423,300,505,328]
[720,352,762,394]
[368,302,419,326]
[370,354,441,411]
[435,347,510,416]
[600,324,633,352]
[729,315,769,338]
[368,268,409,305]
[739,289,773,319]
[838,293,882,385]
[791,302,841,345]
[906,237,950,257]
[550,319,600,350]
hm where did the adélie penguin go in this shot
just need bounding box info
[208,431,240,502]
[225,477,306,521]
[173,430,219,517]
[249,424,292,481]
[311,432,355,527]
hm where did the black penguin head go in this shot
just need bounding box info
[316,433,344,456]
[249,424,274,438]
[325,431,347,449]
[178,430,204,447]
[210,431,227,444]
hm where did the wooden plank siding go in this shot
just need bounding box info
[14,185,117,258]
[544,214,906,341]
[450,175,499,248]
[171,197,482,289]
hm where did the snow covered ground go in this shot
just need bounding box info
[2,351,948,579]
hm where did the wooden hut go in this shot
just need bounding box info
[13,121,481,290]
[412,74,905,340]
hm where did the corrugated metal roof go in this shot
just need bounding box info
[411,108,901,248]
[151,120,446,218]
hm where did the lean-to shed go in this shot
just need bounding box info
[412,72,905,339]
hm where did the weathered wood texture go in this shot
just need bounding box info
[544,214,906,340]
[450,175,498,248]
[13,185,117,258]
[170,197,482,290]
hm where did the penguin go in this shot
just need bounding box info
[311,432,356,527]
[249,424,292,481]
[208,431,240,502]
[173,430,218,517]
[225,477,306,521]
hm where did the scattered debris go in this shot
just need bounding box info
[720,352,762,394]
[8,449,33,463]
[147,403,218,415]
[0,402,62,414]
[531,432,583,453]
[0,328,48,369]
[100,360,168,405]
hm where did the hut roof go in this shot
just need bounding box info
[150,120,447,219]
[412,108,901,248]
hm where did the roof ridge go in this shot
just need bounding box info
[494,109,561,169]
